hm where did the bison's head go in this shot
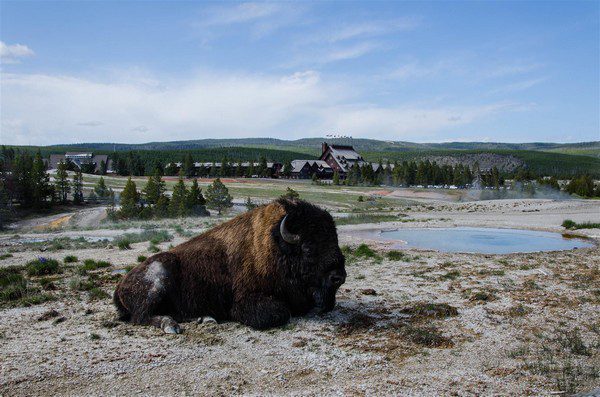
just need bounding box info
[275,199,346,313]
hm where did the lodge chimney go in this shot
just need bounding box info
[322,142,328,155]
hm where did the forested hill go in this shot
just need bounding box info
[45,138,600,158]
[7,139,600,178]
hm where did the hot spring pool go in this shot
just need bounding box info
[358,227,594,254]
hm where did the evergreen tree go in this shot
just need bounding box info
[183,153,195,178]
[245,197,257,211]
[0,179,12,229]
[281,187,300,200]
[72,170,84,204]
[220,156,230,177]
[258,155,268,178]
[282,161,293,178]
[565,175,595,197]
[94,177,110,198]
[332,170,340,185]
[142,169,165,205]
[165,162,179,176]
[186,178,208,215]
[154,194,170,218]
[205,178,233,215]
[55,161,70,203]
[15,153,32,207]
[119,177,140,218]
[246,162,255,178]
[31,151,52,209]
[169,171,189,217]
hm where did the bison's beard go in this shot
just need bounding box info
[312,286,339,313]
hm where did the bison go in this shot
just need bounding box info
[113,198,346,332]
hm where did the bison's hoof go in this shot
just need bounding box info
[161,318,182,334]
[198,316,217,324]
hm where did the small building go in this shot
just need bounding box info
[48,152,112,174]
[290,160,333,179]
[166,161,282,177]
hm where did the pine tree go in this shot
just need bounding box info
[186,178,207,215]
[55,161,70,203]
[165,162,179,176]
[72,169,84,204]
[282,161,293,178]
[119,177,140,219]
[183,153,195,178]
[220,156,229,177]
[246,162,255,178]
[281,187,300,200]
[236,161,244,177]
[94,177,110,198]
[0,179,12,229]
[154,194,170,218]
[169,171,189,217]
[258,155,268,178]
[245,197,257,210]
[332,170,340,185]
[142,169,165,205]
[205,178,233,215]
[31,151,52,210]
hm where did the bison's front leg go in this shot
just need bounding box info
[231,294,291,330]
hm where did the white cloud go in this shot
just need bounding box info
[200,2,283,26]
[312,17,421,43]
[321,102,526,139]
[489,78,546,94]
[0,69,529,145]
[193,2,305,41]
[324,42,382,63]
[0,41,34,64]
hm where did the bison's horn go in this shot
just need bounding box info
[280,215,301,244]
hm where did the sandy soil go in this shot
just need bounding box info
[1,198,599,396]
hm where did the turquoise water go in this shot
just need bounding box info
[372,227,595,254]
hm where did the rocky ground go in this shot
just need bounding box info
[1,197,599,396]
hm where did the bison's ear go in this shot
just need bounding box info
[280,214,301,244]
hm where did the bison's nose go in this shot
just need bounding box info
[328,272,345,287]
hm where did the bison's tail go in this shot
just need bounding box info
[113,284,130,321]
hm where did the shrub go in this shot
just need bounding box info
[63,255,78,263]
[79,259,111,273]
[386,250,406,261]
[39,277,56,290]
[148,244,160,253]
[562,219,600,230]
[26,258,60,276]
[440,270,461,280]
[69,277,97,291]
[0,266,54,307]
[0,267,27,302]
[117,238,131,250]
[354,244,378,259]
[137,255,147,263]
[89,287,110,300]
[0,253,13,260]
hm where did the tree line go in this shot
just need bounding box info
[109,171,233,220]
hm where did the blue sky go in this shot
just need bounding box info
[1,1,598,145]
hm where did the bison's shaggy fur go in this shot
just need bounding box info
[114,198,346,332]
